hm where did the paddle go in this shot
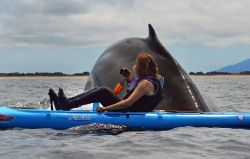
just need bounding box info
[50,99,54,110]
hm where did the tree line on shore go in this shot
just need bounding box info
[0,72,90,77]
[1,71,250,77]
[189,71,250,75]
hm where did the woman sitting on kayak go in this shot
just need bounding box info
[48,53,163,112]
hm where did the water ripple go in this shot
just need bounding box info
[1,77,250,159]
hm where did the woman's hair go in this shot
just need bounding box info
[134,53,159,77]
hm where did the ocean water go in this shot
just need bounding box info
[0,76,250,159]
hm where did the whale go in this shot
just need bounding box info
[85,24,217,112]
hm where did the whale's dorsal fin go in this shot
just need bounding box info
[147,24,167,56]
[148,24,158,41]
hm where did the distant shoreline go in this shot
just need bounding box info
[0,72,90,77]
[0,75,250,80]
[0,76,88,79]
[191,74,250,77]
[189,71,250,76]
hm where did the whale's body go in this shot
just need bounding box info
[85,24,216,112]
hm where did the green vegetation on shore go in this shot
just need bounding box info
[1,71,250,77]
[189,71,250,75]
[0,72,90,77]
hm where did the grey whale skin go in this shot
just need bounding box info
[85,24,216,112]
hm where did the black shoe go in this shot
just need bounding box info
[48,88,57,101]
[48,88,60,110]
[58,87,66,98]
[58,88,69,108]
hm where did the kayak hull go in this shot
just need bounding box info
[1,106,250,130]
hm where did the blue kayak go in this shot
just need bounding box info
[0,106,250,130]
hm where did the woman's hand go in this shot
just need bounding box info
[96,106,106,112]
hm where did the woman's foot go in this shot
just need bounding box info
[58,88,69,107]
[48,88,61,110]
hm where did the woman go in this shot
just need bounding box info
[48,53,163,112]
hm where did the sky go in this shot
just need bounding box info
[0,0,250,73]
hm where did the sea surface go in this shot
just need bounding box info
[0,76,250,159]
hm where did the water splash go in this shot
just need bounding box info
[69,123,129,135]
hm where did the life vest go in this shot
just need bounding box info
[121,75,164,112]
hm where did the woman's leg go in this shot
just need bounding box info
[60,87,121,110]
[67,88,99,101]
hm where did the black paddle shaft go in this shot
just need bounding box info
[50,99,54,110]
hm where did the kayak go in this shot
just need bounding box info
[1,105,250,130]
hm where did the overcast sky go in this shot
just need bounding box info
[0,0,250,73]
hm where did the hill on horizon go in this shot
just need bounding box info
[216,59,250,73]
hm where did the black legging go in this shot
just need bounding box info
[61,87,121,110]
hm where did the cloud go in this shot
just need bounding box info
[1,0,250,48]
